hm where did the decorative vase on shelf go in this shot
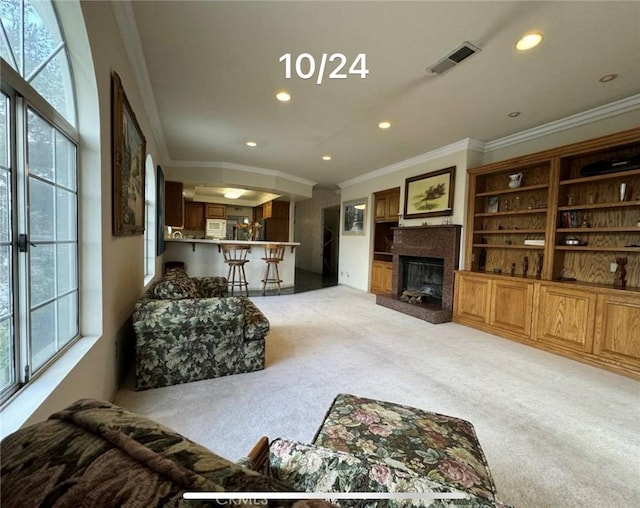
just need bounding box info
[508,173,523,188]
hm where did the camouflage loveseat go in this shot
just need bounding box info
[0,399,313,508]
[133,268,270,390]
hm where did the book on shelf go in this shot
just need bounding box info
[524,239,545,246]
[561,211,579,228]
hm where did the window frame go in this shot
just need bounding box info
[1,56,79,404]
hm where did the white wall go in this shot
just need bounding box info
[338,149,471,292]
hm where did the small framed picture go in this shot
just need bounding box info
[486,196,499,213]
[343,198,367,235]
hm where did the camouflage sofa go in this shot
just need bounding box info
[0,399,317,508]
[133,268,270,390]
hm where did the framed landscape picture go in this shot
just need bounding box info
[343,198,367,235]
[404,166,455,219]
[112,71,146,236]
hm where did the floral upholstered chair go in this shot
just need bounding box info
[133,267,270,390]
[265,394,510,507]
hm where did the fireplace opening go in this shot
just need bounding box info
[401,256,444,305]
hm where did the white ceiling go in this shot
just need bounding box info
[126,1,640,189]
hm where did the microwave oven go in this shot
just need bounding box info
[205,219,227,239]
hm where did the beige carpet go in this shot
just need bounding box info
[116,285,640,507]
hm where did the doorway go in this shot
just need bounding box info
[322,205,340,282]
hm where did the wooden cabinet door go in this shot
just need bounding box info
[206,204,226,219]
[375,196,387,220]
[185,202,204,230]
[265,218,288,242]
[165,181,183,227]
[534,284,596,353]
[382,263,393,293]
[370,261,386,293]
[489,279,535,339]
[387,193,400,219]
[593,293,640,370]
[272,201,290,219]
[453,273,490,324]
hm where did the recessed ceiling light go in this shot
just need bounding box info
[246,141,257,147]
[322,155,332,161]
[598,73,618,83]
[516,32,543,51]
[378,121,391,129]
[276,91,291,102]
[508,111,521,118]
[224,189,244,199]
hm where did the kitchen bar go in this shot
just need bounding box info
[164,239,300,291]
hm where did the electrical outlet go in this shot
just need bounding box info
[610,263,618,272]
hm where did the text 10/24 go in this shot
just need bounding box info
[279,53,369,84]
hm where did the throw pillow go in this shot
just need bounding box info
[152,273,201,300]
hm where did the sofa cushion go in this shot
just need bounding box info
[313,393,498,501]
[269,439,508,508]
[152,272,201,300]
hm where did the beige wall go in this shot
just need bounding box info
[294,188,341,273]
[17,0,165,426]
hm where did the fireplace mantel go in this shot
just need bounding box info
[376,225,462,324]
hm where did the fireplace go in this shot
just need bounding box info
[376,225,461,324]
[401,256,444,305]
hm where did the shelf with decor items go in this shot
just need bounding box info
[456,127,640,380]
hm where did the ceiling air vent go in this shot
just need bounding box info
[426,41,481,75]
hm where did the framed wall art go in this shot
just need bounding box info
[403,166,455,219]
[343,198,367,235]
[112,71,147,236]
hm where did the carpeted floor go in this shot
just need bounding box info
[116,285,640,508]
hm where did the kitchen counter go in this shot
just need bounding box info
[163,238,300,290]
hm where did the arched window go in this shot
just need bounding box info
[1,0,78,403]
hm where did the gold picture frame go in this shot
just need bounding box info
[403,166,455,219]
[112,71,146,236]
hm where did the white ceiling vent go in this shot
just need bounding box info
[426,41,481,75]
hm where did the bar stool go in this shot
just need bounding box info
[222,244,251,296]
[261,243,285,296]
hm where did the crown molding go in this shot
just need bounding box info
[338,138,484,188]
[485,94,640,152]
[169,160,317,187]
[111,1,170,163]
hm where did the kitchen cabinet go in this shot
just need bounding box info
[263,200,290,219]
[165,181,183,227]
[185,202,205,230]
[206,204,226,219]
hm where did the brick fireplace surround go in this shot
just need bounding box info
[376,225,462,324]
